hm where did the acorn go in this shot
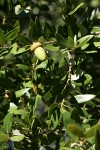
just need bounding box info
[30,42,42,52]
[34,47,46,60]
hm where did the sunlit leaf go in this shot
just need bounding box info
[45,44,59,51]
[74,94,96,103]
[15,88,31,98]
[76,35,93,48]
[68,3,84,15]
[10,43,17,54]
[94,42,100,48]
[35,60,48,69]
[3,113,13,134]
[9,103,17,114]
[11,134,24,141]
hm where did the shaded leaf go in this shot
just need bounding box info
[0,141,7,150]
[71,108,81,124]
[17,34,31,45]
[0,28,5,44]
[16,64,30,71]
[0,134,9,141]
[95,130,100,150]
[38,36,45,45]
[48,103,59,117]
[67,124,85,138]
[5,27,19,41]
[56,33,68,48]
[85,123,100,138]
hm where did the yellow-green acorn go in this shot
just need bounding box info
[30,42,42,52]
[34,47,46,60]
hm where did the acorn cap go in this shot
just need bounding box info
[30,42,42,51]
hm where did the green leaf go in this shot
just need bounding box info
[94,42,100,48]
[84,74,92,85]
[95,130,100,150]
[44,22,55,39]
[67,124,85,138]
[56,33,68,48]
[17,34,31,45]
[0,28,5,44]
[0,141,7,150]
[51,110,62,129]
[5,27,19,41]
[35,60,48,69]
[68,3,84,15]
[14,109,28,119]
[48,103,59,117]
[67,36,74,48]
[76,35,93,48]
[38,36,45,45]
[0,0,4,6]
[11,134,24,141]
[28,19,37,40]
[0,134,9,141]
[14,21,20,30]
[35,16,41,38]
[16,64,30,71]
[10,43,17,54]
[60,107,72,127]
[15,88,30,98]
[91,26,100,33]
[85,123,100,138]
[45,44,59,51]
[3,53,13,61]
[0,126,6,134]
[34,94,42,110]
[71,108,81,124]
[9,103,17,114]
[43,91,53,101]
[60,147,73,150]
[74,94,96,103]
[15,47,28,55]
[23,81,33,88]
[3,113,13,134]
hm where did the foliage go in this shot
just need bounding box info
[0,0,100,149]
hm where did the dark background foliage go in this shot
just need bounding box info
[0,0,100,149]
